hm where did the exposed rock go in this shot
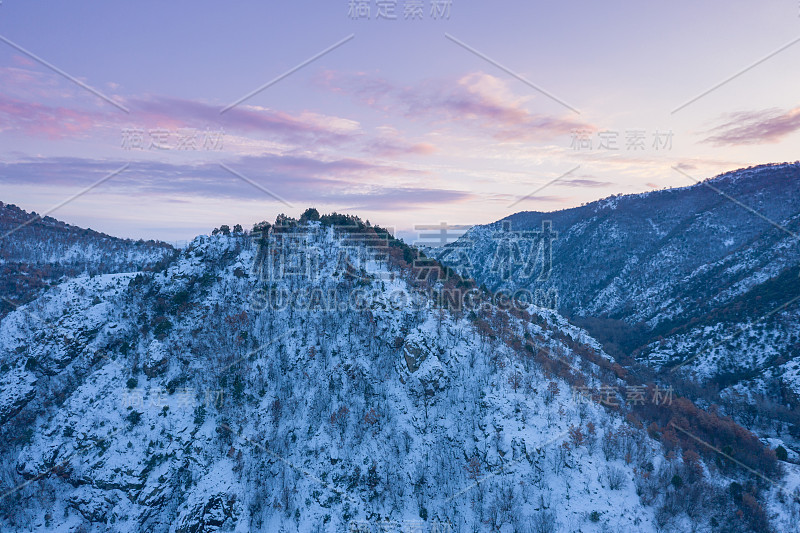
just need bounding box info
[414,355,449,396]
[402,331,433,373]
[175,493,237,533]
[67,486,120,523]
[511,437,527,462]
[0,367,36,424]
[144,339,169,377]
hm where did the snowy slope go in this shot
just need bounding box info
[0,221,795,532]
[434,163,800,455]
[0,201,175,320]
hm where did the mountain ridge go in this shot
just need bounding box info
[0,201,176,319]
[435,162,800,465]
[1,213,797,531]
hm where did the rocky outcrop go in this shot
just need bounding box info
[0,368,36,424]
[175,493,237,533]
[143,339,169,377]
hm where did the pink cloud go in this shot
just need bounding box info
[11,55,36,68]
[0,75,437,163]
[703,107,800,146]
[128,96,360,146]
[0,95,99,139]
[0,63,364,145]
[0,88,363,147]
[318,71,594,142]
[0,65,76,101]
[362,126,437,158]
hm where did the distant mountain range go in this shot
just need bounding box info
[0,202,175,319]
[436,162,800,447]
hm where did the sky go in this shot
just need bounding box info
[1,0,799,244]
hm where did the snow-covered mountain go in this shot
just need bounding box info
[439,163,799,327]
[435,163,800,447]
[0,202,176,319]
[1,212,798,532]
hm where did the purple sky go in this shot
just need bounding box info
[1,1,799,243]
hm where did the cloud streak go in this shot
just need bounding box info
[560,177,614,188]
[319,71,594,142]
[0,66,440,161]
[0,92,363,148]
[0,95,101,139]
[703,107,800,146]
[128,96,361,147]
[0,154,471,210]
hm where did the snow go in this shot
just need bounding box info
[0,224,794,532]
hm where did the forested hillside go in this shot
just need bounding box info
[1,214,796,531]
[0,202,176,319]
[436,163,800,472]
